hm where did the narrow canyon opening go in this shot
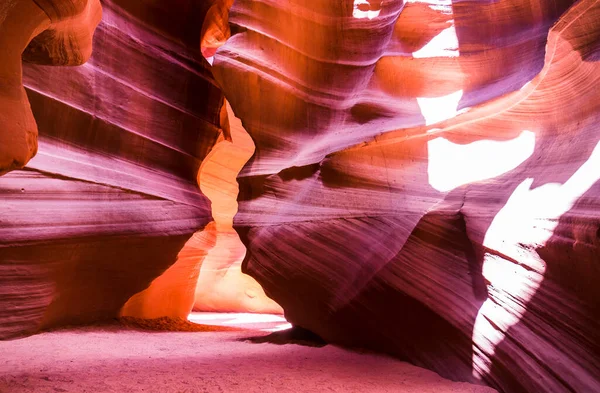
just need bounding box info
[119,99,284,328]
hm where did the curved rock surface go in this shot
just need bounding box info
[0,0,101,175]
[1,0,282,337]
[121,100,282,319]
[120,9,282,319]
[191,101,282,314]
[0,0,221,338]
[210,0,600,392]
[0,1,598,392]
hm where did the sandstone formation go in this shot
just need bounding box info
[191,101,281,314]
[121,8,281,318]
[0,0,101,175]
[0,0,221,338]
[0,0,598,392]
[200,0,234,62]
[210,0,600,392]
[121,100,281,318]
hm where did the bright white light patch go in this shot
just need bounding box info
[188,312,291,332]
[264,323,295,332]
[405,0,453,13]
[472,140,600,378]
[428,130,536,192]
[412,25,459,58]
[353,0,381,19]
[484,139,600,252]
[417,89,464,126]
[206,56,214,66]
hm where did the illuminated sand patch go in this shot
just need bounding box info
[188,312,292,332]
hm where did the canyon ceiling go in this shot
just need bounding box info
[1,0,599,392]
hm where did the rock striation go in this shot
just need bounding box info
[210,0,600,392]
[0,0,221,338]
[1,0,281,337]
[0,0,598,392]
[0,0,101,175]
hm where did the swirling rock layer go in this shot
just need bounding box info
[0,0,101,174]
[0,1,598,392]
[212,0,600,392]
[0,0,221,339]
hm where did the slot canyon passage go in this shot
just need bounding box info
[0,0,599,392]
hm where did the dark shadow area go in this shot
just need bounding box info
[278,163,321,182]
[108,0,212,50]
[457,211,489,301]
[241,325,327,347]
[237,173,270,201]
[350,102,396,125]
[325,211,488,384]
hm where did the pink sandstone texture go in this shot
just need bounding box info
[0,1,599,393]
[1,0,219,337]
[212,0,600,392]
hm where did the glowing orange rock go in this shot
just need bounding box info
[200,0,234,61]
[120,224,217,319]
[121,100,281,319]
[193,101,282,314]
[0,0,101,175]
[121,3,281,319]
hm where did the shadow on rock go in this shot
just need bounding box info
[240,326,327,347]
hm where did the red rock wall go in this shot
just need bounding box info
[210,0,600,392]
[0,0,101,174]
[0,0,222,338]
[1,1,598,392]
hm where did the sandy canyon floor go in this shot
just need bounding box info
[0,313,497,393]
